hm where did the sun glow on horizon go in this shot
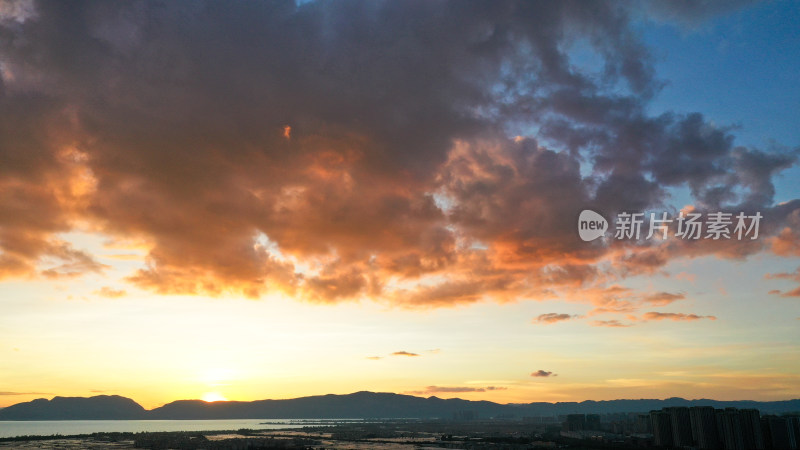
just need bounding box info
[202,392,228,403]
[0,0,799,413]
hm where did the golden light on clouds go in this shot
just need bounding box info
[0,0,798,409]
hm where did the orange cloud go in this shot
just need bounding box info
[769,209,800,256]
[0,1,797,314]
[770,287,800,298]
[765,268,800,281]
[675,271,697,283]
[643,292,686,306]
[765,267,800,297]
[93,286,127,298]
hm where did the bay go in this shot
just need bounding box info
[0,419,309,438]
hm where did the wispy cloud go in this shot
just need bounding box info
[591,320,634,328]
[367,350,426,359]
[405,385,508,395]
[770,287,800,297]
[93,287,127,298]
[766,267,800,297]
[535,313,577,324]
[765,268,800,281]
[392,351,420,357]
[643,292,686,306]
[0,391,51,396]
[642,312,716,322]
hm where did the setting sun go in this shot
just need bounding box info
[1,0,799,428]
[202,392,228,403]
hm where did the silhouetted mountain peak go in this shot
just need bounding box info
[1,392,798,420]
[0,395,146,420]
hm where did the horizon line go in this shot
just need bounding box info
[4,391,800,411]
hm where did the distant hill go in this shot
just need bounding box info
[1,392,798,420]
[0,395,146,420]
[513,397,800,416]
[147,391,508,419]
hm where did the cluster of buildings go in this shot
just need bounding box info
[558,407,799,449]
[650,406,799,449]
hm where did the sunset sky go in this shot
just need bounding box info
[1,0,799,410]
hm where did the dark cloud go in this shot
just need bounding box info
[0,0,796,313]
[531,370,556,377]
[642,0,760,26]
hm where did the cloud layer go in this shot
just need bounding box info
[405,385,508,395]
[0,0,796,319]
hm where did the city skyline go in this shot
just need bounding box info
[1,1,799,410]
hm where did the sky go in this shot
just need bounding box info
[0,0,798,410]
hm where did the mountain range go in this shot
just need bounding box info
[1,392,798,420]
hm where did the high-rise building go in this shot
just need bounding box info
[666,406,693,447]
[636,414,652,434]
[717,408,745,450]
[565,414,585,431]
[788,416,800,449]
[739,408,764,449]
[652,410,673,448]
[762,415,797,450]
[585,413,601,431]
[690,406,721,449]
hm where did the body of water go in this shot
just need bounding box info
[0,419,308,438]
